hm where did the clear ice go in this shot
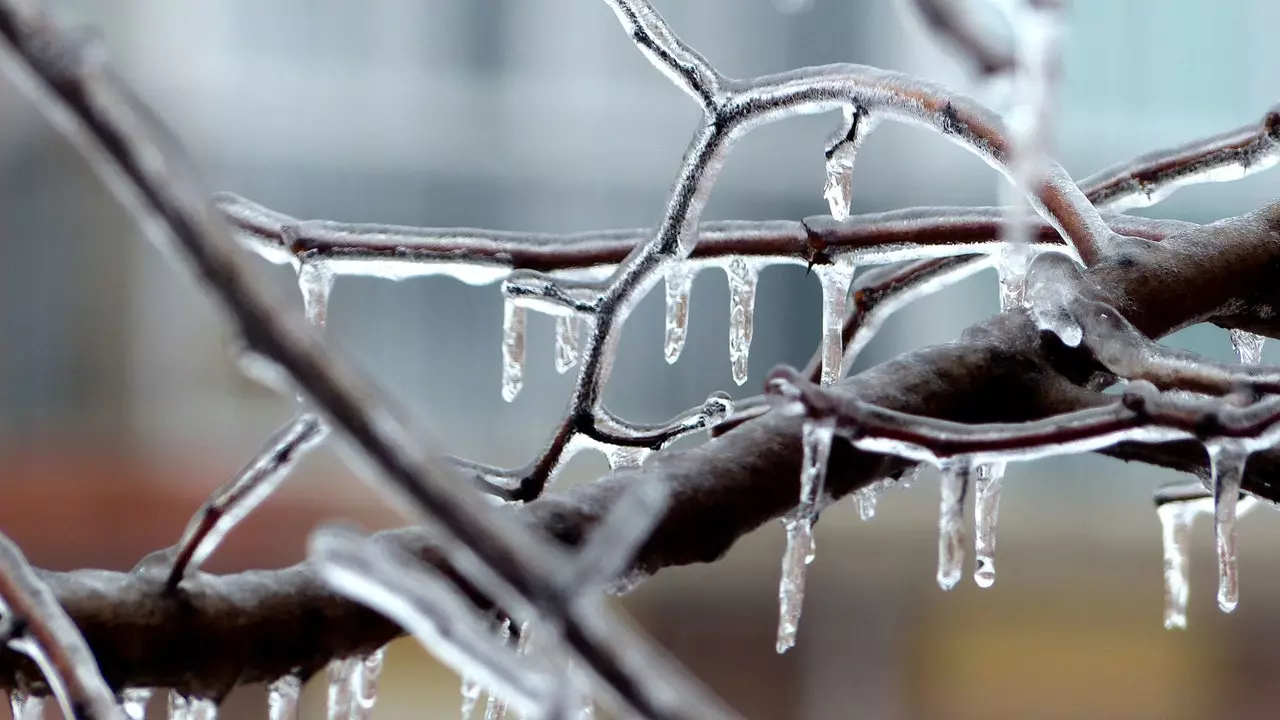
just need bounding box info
[776,416,835,654]
[664,266,694,364]
[852,487,878,520]
[726,258,758,386]
[460,677,482,720]
[555,315,582,374]
[189,698,217,720]
[995,243,1031,311]
[501,300,526,402]
[937,461,970,591]
[816,261,857,385]
[1209,443,1247,612]
[822,105,868,222]
[1229,328,1266,365]
[973,461,1006,588]
[1157,501,1195,630]
[297,260,335,328]
[605,445,651,471]
[10,691,42,720]
[121,688,153,720]
[167,692,189,720]
[268,676,303,720]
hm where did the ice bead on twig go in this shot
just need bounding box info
[776,415,835,653]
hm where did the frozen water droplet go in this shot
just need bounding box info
[1229,329,1266,365]
[297,260,335,328]
[973,461,1006,588]
[1209,442,1248,613]
[937,460,970,590]
[664,266,694,364]
[167,692,189,720]
[268,676,302,720]
[815,261,857,385]
[10,691,43,720]
[1157,502,1195,630]
[501,300,526,402]
[726,259,758,386]
[606,445,651,471]
[776,416,835,653]
[554,315,582,374]
[121,689,153,720]
[352,648,385,720]
[460,678,482,720]
[996,243,1031,311]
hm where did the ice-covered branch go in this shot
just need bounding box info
[0,533,121,720]
[600,0,725,110]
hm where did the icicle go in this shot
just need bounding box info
[297,260,335,329]
[10,691,43,720]
[352,648,385,720]
[815,261,857,385]
[776,416,835,654]
[554,315,582,374]
[188,699,217,720]
[327,657,358,720]
[167,692,190,720]
[664,266,693,364]
[852,487,878,520]
[460,678,482,720]
[937,460,971,591]
[605,445,651,471]
[726,259,758,386]
[501,300,526,402]
[482,620,514,720]
[1208,442,1248,612]
[121,689,153,720]
[973,461,1006,588]
[995,243,1032,311]
[268,676,303,720]
[1157,502,1195,630]
[823,105,869,222]
[1229,329,1266,365]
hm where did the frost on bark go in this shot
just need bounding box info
[1,0,1280,718]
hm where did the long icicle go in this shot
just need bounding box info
[726,259,758,386]
[1208,442,1248,612]
[664,266,694,364]
[776,415,835,653]
[815,261,857,385]
[500,299,526,402]
[1157,501,1195,630]
[973,461,1006,588]
[938,460,971,591]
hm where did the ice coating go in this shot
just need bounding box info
[937,460,970,590]
[815,261,857,385]
[268,676,302,720]
[1209,442,1247,612]
[501,300,526,403]
[569,478,669,592]
[121,688,153,720]
[297,260,335,329]
[555,315,583,374]
[1229,329,1266,366]
[726,258,758,386]
[776,416,835,653]
[664,266,693,364]
[973,461,1006,588]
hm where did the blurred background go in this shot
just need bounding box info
[1,0,1279,718]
